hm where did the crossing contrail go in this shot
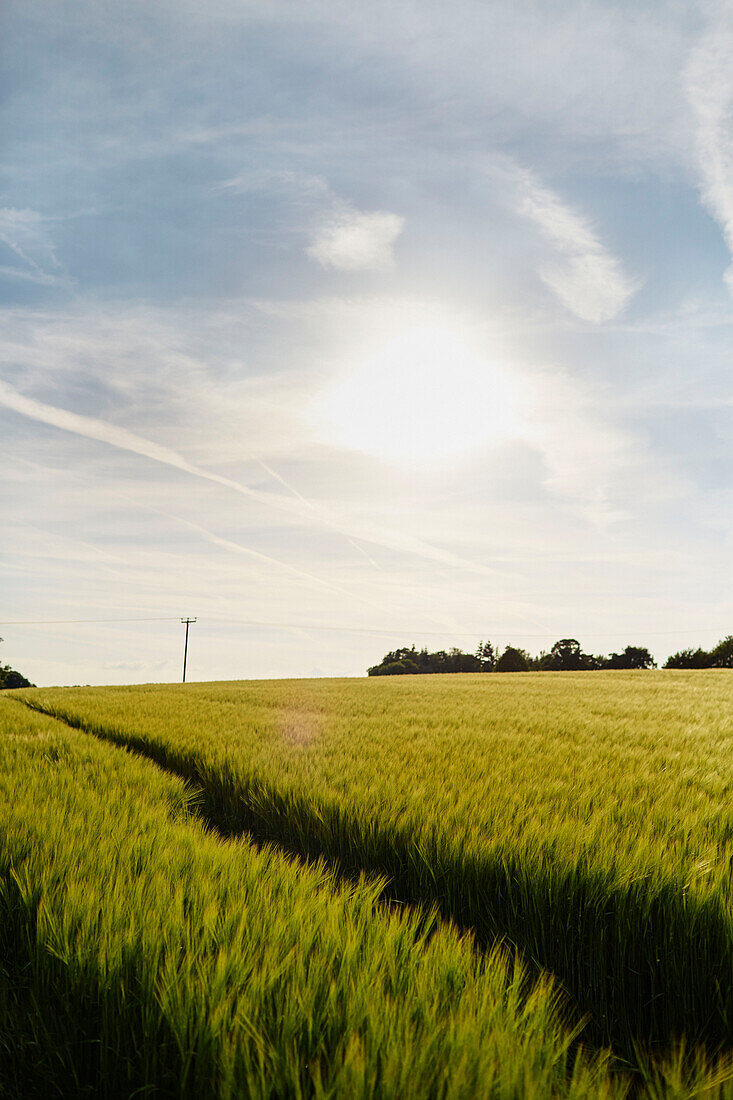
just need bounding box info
[0,377,512,584]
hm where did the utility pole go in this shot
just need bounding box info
[181,618,196,683]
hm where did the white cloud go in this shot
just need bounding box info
[307,210,404,271]
[0,208,68,285]
[508,167,638,323]
[217,167,404,273]
[522,369,635,525]
[685,8,733,293]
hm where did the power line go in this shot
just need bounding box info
[0,616,182,625]
[0,615,727,638]
[205,620,730,639]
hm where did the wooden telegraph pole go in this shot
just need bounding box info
[181,617,196,682]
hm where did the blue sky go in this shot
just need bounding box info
[1,0,731,684]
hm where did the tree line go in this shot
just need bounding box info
[368,635,733,676]
[1,633,730,689]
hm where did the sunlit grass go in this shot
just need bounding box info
[6,670,733,1095]
[0,700,626,1098]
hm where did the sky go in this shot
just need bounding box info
[1,0,732,686]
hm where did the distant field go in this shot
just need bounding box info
[3,671,733,1097]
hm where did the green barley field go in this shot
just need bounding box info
[2,671,733,1097]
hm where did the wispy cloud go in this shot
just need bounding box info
[0,301,379,570]
[307,210,404,271]
[0,371,503,582]
[685,7,733,293]
[0,375,327,525]
[219,168,404,272]
[155,510,365,601]
[0,265,71,287]
[217,169,332,204]
[0,208,71,286]
[507,166,638,322]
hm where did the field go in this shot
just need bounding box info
[2,670,733,1097]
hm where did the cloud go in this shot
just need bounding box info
[217,169,332,205]
[0,265,71,287]
[0,374,329,523]
[155,510,365,601]
[0,208,70,285]
[307,209,404,271]
[507,166,638,322]
[685,7,733,293]
[0,365,502,582]
[0,300,379,570]
[217,167,404,272]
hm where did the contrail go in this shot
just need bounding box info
[155,510,373,604]
[0,378,332,517]
[0,378,512,584]
[0,378,380,564]
[247,452,380,568]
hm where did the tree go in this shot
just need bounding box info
[539,638,588,671]
[605,646,656,670]
[368,644,482,675]
[367,633,731,677]
[444,647,482,673]
[475,640,497,671]
[663,647,712,669]
[0,667,33,689]
[710,635,733,669]
[495,646,529,672]
[0,637,33,689]
[368,658,419,676]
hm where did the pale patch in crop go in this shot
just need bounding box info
[276,707,322,748]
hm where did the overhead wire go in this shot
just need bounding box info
[0,616,727,638]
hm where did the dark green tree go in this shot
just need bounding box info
[369,644,481,675]
[0,637,33,689]
[495,646,529,672]
[710,635,733,668]
[663,647,712,669]
[368,633,730,677]
[368,658,419,676]
[445,647,482,673]
[605,646,656,670]
[475,640,497,671]
[0,667,32,689]
[539,638,587,671]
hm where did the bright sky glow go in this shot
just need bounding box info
[1,1,731,685]
[313,328,519,463]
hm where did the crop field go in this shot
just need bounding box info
[2,671,733,1097]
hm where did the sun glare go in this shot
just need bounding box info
[312,326,519,465]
